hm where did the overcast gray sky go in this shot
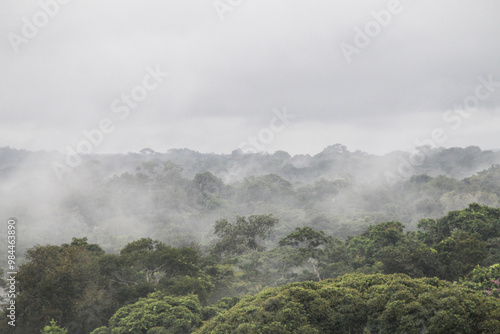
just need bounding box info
[1,0,499,156]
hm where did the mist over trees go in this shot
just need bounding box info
[1,144,500,333]
[1,144,499,255]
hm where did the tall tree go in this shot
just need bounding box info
[211,214,279,258]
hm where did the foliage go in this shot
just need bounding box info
[90,293,203,334]
[211,214,279,258]
[6,203,500,333]
[460,264,500,298]
[434,231,487,281]
[40,319,68,334]
[8,237,213,333]
[418,203,500,244]
[279,227,329,249]
[198,273,500,333]
[14,239,106,333]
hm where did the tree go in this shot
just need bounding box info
[211,214,279,258]
[279,227,329,249]
[113,238,213,304]
[279,227,331,281]
[119,238,201,284]
[366,221,405,250]
[435,231,487,281]
[40,319,68,334]
[345,221,405,270]
[193,172,224,195]
[91,293,203,334]
[135,161,184,186]
[239,174,294,203]
[15,238,106,333]
[198,273,500,333]
[418,203,500,244]
[191,172,225,209]
[460,264,500,298]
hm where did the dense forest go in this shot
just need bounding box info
[1,144,500,254]
[1,145,500,333]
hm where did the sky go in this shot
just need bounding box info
[1,0,500,156]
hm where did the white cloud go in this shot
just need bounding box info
[1,0,500,155]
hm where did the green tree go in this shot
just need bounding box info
[279,227,332,281]
[418,203,500,244]
[91,293,203,334]
[435,231,487,281]
[346,221,405,271]
[374,232,440,278]
[112,238,213,304]
[40,319,67,334]
[191,172,226,210]
[279,227,329,249]
[460,264,500,298]
[211,214,279,258]
[239,174,294,203]
[198,273,500,333]
[366,221,405,250]
[15,238,106,333]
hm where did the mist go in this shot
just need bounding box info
[0,144,499,262]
